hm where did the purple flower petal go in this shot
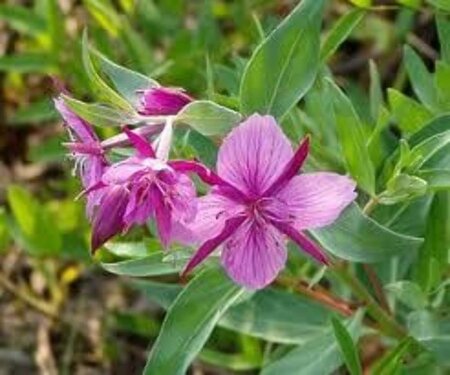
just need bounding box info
[138,87,192,116]
[123,126,156,158]
[182,215,246,277]
[217,114,293,196]
[91,186,128,252]
[151,186,172,249]
[276,172,357,230]
[54,97,97,142]
[269,220,328,265]
[263,136,309,196]
[221,218,287,289]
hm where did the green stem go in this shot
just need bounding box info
[331,264,407,340]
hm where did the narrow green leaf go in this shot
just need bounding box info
[372,337,414,375]
[437,15,450,63]
[320,9,365,62]
[176,100,241,136]
[408,129,450,171]
[311,203,424,263]
[101,251,188,277]
[427,0,450,12]
[369,60,384,123]
[82,32,134,111]
[261,311,364,375]
[388,89,433,135]
[83,0,121,36]
[434,61,450,110]
[95,50,158,105]
[0,5,46,35]
[414,192,450,292]
[349,0,372,7]
[62,95,137,127]
[8,99,58,125]
[327,79,376,195]
[240,0,325,119]
[0,53,56,73]
[143,267,244,375]
[384,281,427,310]
[331,317,362,375]
[404,45,437,110]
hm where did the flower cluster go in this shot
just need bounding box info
[56,86,356,289]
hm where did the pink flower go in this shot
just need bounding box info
[178,114,357,289]
[90,127,197,251]
[54,97,107,218]
[137,87,193,116]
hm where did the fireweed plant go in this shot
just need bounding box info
[55,1,450,374]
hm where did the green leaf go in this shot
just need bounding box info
[327,79,376,195]
[7,185,61,256]
[176,101,241,136]
[414,192,450,292]
[372,337,414,375]
[388,89,433,135]
[408,129,450,171]
[261,311,364,375]
[0,5,46,35]
[320,9,365,62]
[349,0,372,7]
[240,0,325,119]
[8,99,58,125]
[427,0,450,12]
[95,51,158,105]
[0,208,11,253]
[62,95,137,127]
[137,281,332,344]
[384,281,427,310]
[407,310,450,365]
[311,203,424,263]
[331,317,362,375]
[82,32,134,111]
[417,169,450,190]
[0,53,56,73]
[101,251,189,277]
[369,60,384,123]
[437,15,450,63]
[404,45,437,110]
[379,174,428,205]
[435,61,450,110]
[143,267,245,375]
[83,0,121,36]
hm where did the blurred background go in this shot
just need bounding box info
[0,0,443,373]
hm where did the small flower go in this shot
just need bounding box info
[179,114,357,289]
[54,97,107,218]
[90,127,197,251]
[137,87,193,116]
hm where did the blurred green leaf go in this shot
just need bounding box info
[435,61,450,110]
[0,5,46,36]
[176,100,241,136]
[320,9,365,62]
[388,89,433,135]
[408,130,450,171]
[404,45,437,110]
[0,209,11,253]
[372,337,414,375]
[95,50,158,106]
[379,174,428,205]
[8,99,58,125]
[240,0,325,119]
[417,169,450,190]
[327,79,376,195]
[199,348,261,372]
[407,310,450,365]
[427,0,450,12]
[7,185,61,256]
[415,192,450,292]
[331,317,362,375]
[437,15,450,64]
[385,281,427,310]
[311,203,423,263]
[261,310,364,375]
[143,267,245,375]
[0,53,56,73]
[84,0,121,36]
[349,0,372,7]
[369,60,384,123]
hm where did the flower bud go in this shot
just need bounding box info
[138,87,193,116]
